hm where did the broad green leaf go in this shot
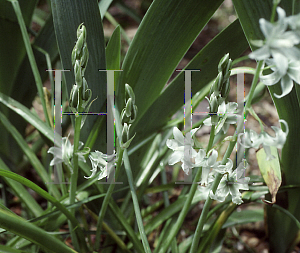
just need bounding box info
[256,146,281,204]
[117,0,225,122]
[51,0,107,150]
[0,208,77,253]
[232,1,300,251]
[223,208,264,228]
[131,19,249,145]
[106,25,121,70]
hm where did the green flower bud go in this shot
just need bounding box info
[82,77,89,100]
[80,44,89,70]
[130,105,138,123]
[70,84,79,108]
[218,53,230,73]
[74,61,82,87]
[122,123,130,144]
[125,98,132,117]
[209,93,218,115]
[125,83,135,104]
[121,108,130,124]
[220,79,230,99]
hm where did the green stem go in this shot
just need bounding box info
[189,60,264,253]
[94,148,124,250]
[68,113,82,252]
[270,1,279,23]
[114,103,151,253]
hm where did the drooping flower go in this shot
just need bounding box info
[84,150,116,180]
[210,160,250,205]
[200,149,221,186]
[48,137,86,169]
[260,57,300,98]
[166,127,199,174]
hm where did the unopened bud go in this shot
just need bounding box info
[130,105,138,123]
[82,77,89,100]
[125,83,135,104]
[125,98,132,117]
[209,93,218,115]
[218,53,230,73]
[122,123,130,144]
[70,84,79,108]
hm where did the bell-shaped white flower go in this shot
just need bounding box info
[200,149,221,186]
[238,129,263,149]
[210,160,250,205]
[166,127,199,173]
[85,151,116,180]
[260,57,300,98]
[48,137,86,169]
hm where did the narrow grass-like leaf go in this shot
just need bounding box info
[0,208,77,253]
[0,158,43,217]
[0,244,28,253]
[0,111,60,198]
[8,0,50,126]
[0,91,61,146]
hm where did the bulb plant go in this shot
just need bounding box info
[0,0,300,253]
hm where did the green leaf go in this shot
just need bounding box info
[0,158,43,218]
[0,111,60,198]
[131,19,249,146]
[256,146,281,204]
[0,244,28,253]
[117,0,225,122]
[0,208,77,253]
[0,91,61,146]
[51,0,107,150]
[106,25,121,70]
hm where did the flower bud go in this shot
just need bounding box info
[130,105,138,123]
[209,93,218,114]
[121,108,130,124]
[125,83,135,104]
[122,123,130,144]
[74,61,82,87]
[70,84,79,108]
[82,77,89,100]
[80,44,89,70]
[218,53,230,73]
[125,98,132,117]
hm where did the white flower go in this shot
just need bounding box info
[210,160,250,205]
[204,101,240,134]
[200,149,221,186]
[48,137,86,168]
[249,7,300,61]
[260,57,300,98]
[238,129,263,149]
[85,151,116,180]
[238,120,288,158]
[181,149,206,174]
[166,127,199,174]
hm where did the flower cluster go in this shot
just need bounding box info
[167,127,248,204]
[84,151,116,180]
[249,7,300,98]
[238,119,289,160]
[48,137,89,172]
[204,101,240,135]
